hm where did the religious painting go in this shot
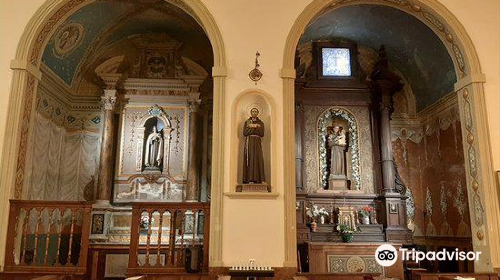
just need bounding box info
[318,107,361,190]
[54,23,84,57]
[91,214,105,235]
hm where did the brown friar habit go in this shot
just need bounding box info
[243,117,265,183]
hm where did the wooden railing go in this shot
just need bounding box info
[127,202,210,276]
[3,200,92,277]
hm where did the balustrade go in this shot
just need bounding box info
[127,202,210,276]
[3,200,91,278]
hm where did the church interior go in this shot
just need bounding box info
[0,0,499,280]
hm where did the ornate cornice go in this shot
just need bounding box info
[40,63,101,111]
[391,91,459,143]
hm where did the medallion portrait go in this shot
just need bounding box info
[54,23,84,56]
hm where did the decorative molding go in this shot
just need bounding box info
[454,73,486,92]
[223,192,279,199]
[391,91,459,144]
[40,63,101,110]
[14,75,36,198]
[460,88,485,230]
[101,90,117,111]
[10,60,43,80]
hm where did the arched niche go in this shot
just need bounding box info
[229,90,276,194]
[137,110,173,174]
[317,107,361,190]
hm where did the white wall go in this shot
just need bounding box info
[0,0,499,268]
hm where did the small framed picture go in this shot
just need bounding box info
[389,203,398,214]
[91,213,105,234]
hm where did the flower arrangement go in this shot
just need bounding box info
[305,205,330,219]
[140,215,154,230]
[359,206,373,217]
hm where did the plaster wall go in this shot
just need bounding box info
[0,0,499,268]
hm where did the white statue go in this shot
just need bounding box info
[144,126,164,168]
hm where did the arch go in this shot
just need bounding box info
[281,0,499,271]
[0,0,226,267]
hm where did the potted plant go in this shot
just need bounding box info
[336,224,355,243]
[359,206,373,225]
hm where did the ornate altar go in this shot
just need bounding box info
[108,34,207,204]
[295,41,412,274]
[90,34,209,248]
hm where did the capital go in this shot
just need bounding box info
[101,89,117,111]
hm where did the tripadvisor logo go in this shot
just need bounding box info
[375,244,482,267]
[375,244,398,267]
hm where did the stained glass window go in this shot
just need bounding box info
[322,48,351,76]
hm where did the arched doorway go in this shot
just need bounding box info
[0,0,227,271]
[281,0,498,273]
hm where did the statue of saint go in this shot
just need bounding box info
[243,108,265,184]
[144,126,164,169]
[328,126,347,178]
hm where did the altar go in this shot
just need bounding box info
[308,242,403,278]
[294,41,412,276]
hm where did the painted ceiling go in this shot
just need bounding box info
[42,0,211,86]
[300,4,456,111]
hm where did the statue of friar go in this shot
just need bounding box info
[328,126,347,179]
[144,126,164,169]
[243,108,265,184]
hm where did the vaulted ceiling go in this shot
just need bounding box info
[42,0,213,88]
[299,4,456,111]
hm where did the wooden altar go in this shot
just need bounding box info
[308,242,404,278]
[294,41,411,275]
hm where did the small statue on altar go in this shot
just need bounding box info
[328,126,347,178]
[144,126,164,169]
[242,108,266,184]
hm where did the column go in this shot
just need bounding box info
[378,82,398,194]
[186,98,201,201]
[370,46,410,243]
[96,89,117,203]
[295,103,305,192]
[370,47,403,194]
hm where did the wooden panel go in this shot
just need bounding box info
[308,243,404,279]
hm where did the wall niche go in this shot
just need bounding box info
[228,90,276,196]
